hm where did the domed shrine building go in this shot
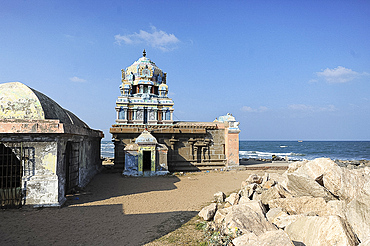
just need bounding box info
[110,51,240,175]
[0,82,103,208]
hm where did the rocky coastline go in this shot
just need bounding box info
[198,158,370,246]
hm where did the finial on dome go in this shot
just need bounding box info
[143,49,146,57]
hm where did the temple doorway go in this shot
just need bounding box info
[197,147,202,163]
[143,151,151,171]
[65,142,79,193]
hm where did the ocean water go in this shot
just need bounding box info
[239,141,370,161]
[101,141,115,158]
[101,141,370,160]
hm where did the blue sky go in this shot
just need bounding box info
[1,0,369,140]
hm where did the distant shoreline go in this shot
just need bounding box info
[102,140,370,160]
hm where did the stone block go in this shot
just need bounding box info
[223,204,276,236]
[198,203,217,221]
[285,215,360,246]
[214,191,226,203]
[233,230,294,246]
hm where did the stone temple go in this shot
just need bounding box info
[110,51,241,175]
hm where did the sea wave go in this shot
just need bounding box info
[101,141,114,158]
[239,150,305,160]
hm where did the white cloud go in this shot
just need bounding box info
[115,26,180,51]
[241,106,268,113]
[69,76,86,83]
[288,104,337,112]
[316,66,359,83]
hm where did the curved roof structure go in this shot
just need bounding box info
[217,113,236,123]
[135,129,157,145]
[0,82,89,128]
[123,50,166,86]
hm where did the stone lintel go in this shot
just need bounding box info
[0,119,104,138]
[110,125,208,134]
[0,119,64,134]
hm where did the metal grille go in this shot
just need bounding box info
[0,143,23,208]
[66,142,80,193]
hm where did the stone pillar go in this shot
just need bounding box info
[158,109,163,123]
[224,123,240,167]
[124,108,128,122]
[188,138,196,160]
[169,137,178,162]
[217,114,241,167]
[133,109,137,121]
[114,138,125,169]
[115,107,120,122]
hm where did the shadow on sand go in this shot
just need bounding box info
[65,167,181,206]
[0,204,197,246]
[0,168,196,246]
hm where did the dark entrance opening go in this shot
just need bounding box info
[0,143,23,208]
[65,142,79,193]
[143,151,151,171]
[197,147,202,163]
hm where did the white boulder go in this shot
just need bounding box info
[198,203,217,221]
[285,215,360,246]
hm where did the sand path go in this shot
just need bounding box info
[0,168,278,246]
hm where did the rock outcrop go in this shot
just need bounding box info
[198,203,217,221]
[233,230,294,246]
[198,158,369,245]
[285,215,360,246]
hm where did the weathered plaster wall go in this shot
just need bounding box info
[79,136,102,187]
[123,150,139,176]
[207,128,226,161]
[225,132,240,166]
[56,135,102,203]
[56,139,67,205]
[156,144,168,171]
[1,133,102,207]
[3,141,59,206]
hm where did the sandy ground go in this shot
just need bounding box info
[0,167,284,246]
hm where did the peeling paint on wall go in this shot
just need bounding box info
[42,152,57,174]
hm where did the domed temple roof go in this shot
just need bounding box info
[123,49,166,85]
[135,129,157,145]
[216,113,236,123]
[0,82,89,128]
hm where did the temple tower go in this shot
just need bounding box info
[110,52,241,173]
[115,50,174,125]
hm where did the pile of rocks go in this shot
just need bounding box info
[198,158,370,246]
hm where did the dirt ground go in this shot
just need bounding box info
[0,168,283,246]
